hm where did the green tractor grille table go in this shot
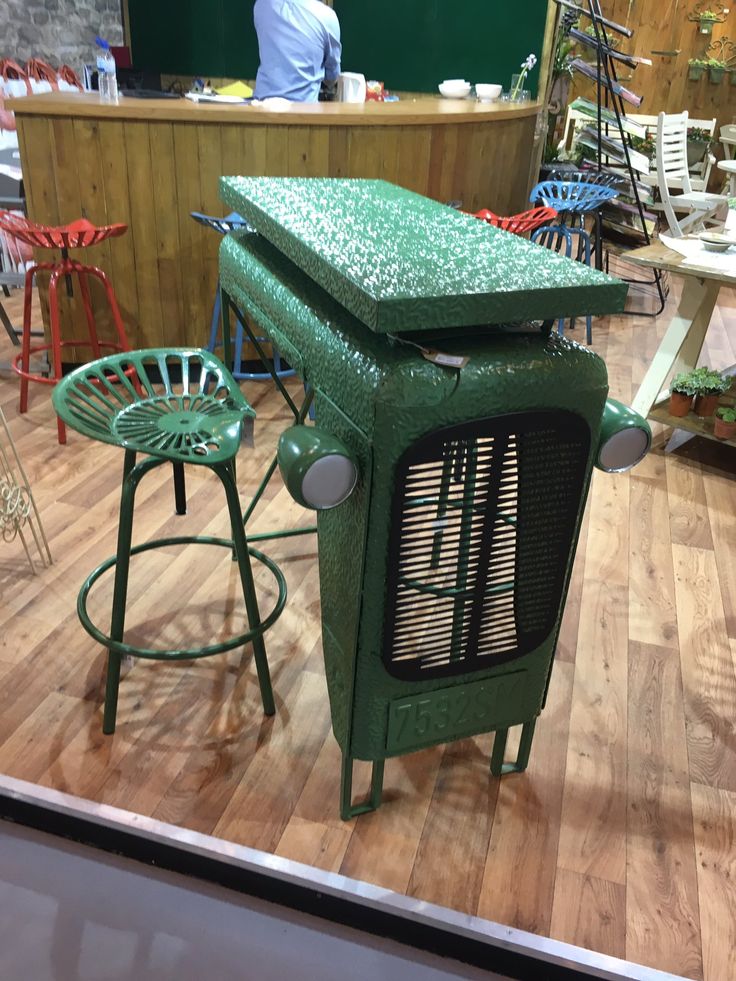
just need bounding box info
[218,178,649,819]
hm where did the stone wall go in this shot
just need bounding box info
[1,0,123,71]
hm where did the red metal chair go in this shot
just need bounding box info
[473,207,558,236]
[0,213,130,444]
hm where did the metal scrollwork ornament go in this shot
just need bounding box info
[0,407,52,573]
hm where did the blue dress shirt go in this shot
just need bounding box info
[254,0,342,102]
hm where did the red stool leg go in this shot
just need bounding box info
[19,264,40,414]
[76,268,102,360]
[48,268,67,445]
[84,265,131,351]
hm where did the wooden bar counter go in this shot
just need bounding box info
[10,92,540,352]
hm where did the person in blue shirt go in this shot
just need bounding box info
[254,0,342,102]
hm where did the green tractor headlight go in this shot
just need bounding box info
[278,425,358,510]
[595,398,651,473]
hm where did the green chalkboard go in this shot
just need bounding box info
[128,0,547,96]
[335,1,546,96]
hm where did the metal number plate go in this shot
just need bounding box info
[386,672,535,754]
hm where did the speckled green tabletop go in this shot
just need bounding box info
[220,177,628,334]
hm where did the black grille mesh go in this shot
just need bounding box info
[382,412,591,680]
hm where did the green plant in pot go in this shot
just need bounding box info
[687,126,712,167]
[687,57,708,81]
[714,405,736,439]
[669,370,699,416]
[699,10,720,33]
[631,133,656,161]
[707,57,728,83]
[691,366,731,416]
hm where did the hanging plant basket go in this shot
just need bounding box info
[688,64,706,80]
[709,66,727,82]
[699,15,717,34]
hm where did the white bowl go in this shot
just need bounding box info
[443,79,468,85]
[475,83,502,102]
[699,231,736,252]
[439,82,471,99]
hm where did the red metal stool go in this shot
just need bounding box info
[0,213,130,444]
[473,206,558,236]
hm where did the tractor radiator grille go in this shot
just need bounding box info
[382,412,591,680]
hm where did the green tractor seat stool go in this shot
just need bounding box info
[52,348,286,734]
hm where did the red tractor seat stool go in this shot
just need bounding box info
[0,213,130,444]
[473,206,558,236]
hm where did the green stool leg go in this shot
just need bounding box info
[228,458,238,561]
[103,449,139,735]
[215,462,275,716]
[340,753,385,820]
[173,462,186,515]
[490,719,538,776]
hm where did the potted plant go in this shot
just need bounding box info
[692,366,731,416]
[707,57,728,83]
[699,10,720,33]
[714,405,736,439]
[688,57,708,81]
[669,370,699,416]
[630,133,656,161]
[687,126,712,166]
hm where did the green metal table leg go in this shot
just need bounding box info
[242,455,279,526]
[222,295,318,542]
[216,461,276,716]
[340,754,386,820]
[104,449,139,735]
[515,718,537,772]
[490,719,537,776]
[233,298,301,419]
[490,727,508,777]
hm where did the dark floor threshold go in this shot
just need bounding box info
[0,790,604,981]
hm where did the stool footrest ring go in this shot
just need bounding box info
[14,339,128,385]
[77,534,287,660]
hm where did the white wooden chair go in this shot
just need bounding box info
[560,108,718,193]
[631,113,717,193]
[656,111,729,237]
[717,123,736,196]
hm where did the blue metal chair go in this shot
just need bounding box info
[190,211,295,382]
[546,169,625,190]
[531,223,593,343]
[529,180,619,222]
[528,181,619,344]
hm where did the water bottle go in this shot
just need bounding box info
[95,36,118,103]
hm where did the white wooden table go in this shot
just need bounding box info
[626,241,736,445]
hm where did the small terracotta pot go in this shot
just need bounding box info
[669,391,693,417]
[694,393,720,417]
[714,417,736,440]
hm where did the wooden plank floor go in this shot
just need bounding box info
[1,276,735,981]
